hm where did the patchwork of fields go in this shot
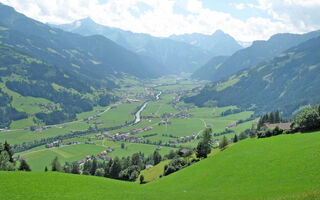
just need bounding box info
[0,76,255,171]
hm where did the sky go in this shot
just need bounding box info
[1,0,320,42]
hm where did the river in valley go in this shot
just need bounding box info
[134,91,162,124]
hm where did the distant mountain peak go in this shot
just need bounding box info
[212,29,225,36]
[74,17,96,26]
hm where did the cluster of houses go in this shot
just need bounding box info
[124,98,140,103]
[30,126,48,132]
[158,119,171,125]
[0,127,9,132]
[40,103,57,113]
[169,134,198,144]
[162,110,190,119]
[85,115,100,122]
[94,126,153,143]
[77,147,115,165]
[263,123,291,130]
[45,141,80,148]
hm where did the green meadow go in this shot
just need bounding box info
[1,132,319,199]
[17,144,107,171]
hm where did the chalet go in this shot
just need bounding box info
[143,126,153,131]
[130,129,140,134]
[107,147,115,153]
[227,122,237,129]
[158,121,167,125]
[179,148,191,155]
[169,140,178,144]
[46,143,54,148]
[95,134,103,139]
[87,116,97,121]
[104,133,114,138]
[146,164,153,169]
[265,123,291,130]
[118,132,129,136]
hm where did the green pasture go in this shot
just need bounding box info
[1,132,319,199]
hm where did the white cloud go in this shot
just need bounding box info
[235,3,246,10]
[0,0,319,42]
[257,0,320,32]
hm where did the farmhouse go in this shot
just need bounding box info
[179,148,191,156]
[142,126,153,131]
[104,132,114,138]
[95,134,103,139]
[265,123,291,130]
[146,164,153,169]
[227,122,237,129]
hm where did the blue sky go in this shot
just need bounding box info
[1,0,320,42]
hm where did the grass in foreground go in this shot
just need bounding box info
[1,132,320,200]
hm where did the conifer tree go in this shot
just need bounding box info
[90,158,98,175]
[153,150,162,165]
[4,141,14,163]
[71,163,80,174]
[196,128,212,158]
[233,134,238,143]
[219,136,228,150]
[140,174,144,184]
[109,157,121,179]
[51,156,62,172]
[19,159,31,171]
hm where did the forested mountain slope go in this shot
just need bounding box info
[191,56,229,80]
[0,3,158,79]
[186,36,320,117]
[193,30,320,81]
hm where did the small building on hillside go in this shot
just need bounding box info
[227,122,237,129]
[265,123,291,130]
[146,164,154,169]
[179,148,191,156]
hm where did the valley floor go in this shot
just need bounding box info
[1,76,255,171]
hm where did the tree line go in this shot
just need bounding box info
[0,142,31,171]
[47,150,163,183]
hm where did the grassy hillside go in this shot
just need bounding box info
[1,131,319,199]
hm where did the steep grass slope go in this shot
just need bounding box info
[1,132,319,200]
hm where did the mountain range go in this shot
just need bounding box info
[52,17,242,74]
[169,31,242,56]
[192,30,320,82]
